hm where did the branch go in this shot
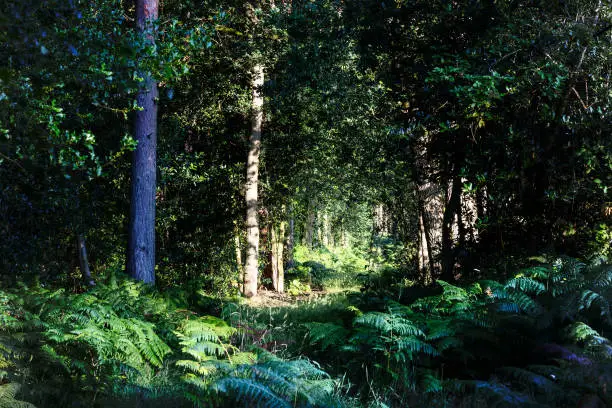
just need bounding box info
[0,151,27,173]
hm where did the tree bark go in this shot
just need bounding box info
[322,212,330,247]
[234,233,243,287]
[417,184,443,280]
[127,0,158,284]
[270,221,285,293]
[286,210,295,270]
[303,199,315,249]
[243,64,264,298]
[77,234,95,286]
[441,177,462,282]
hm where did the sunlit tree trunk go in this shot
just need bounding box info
[234,229,243,290]
[243,64,264,298]
[270,221,285,292]
[417,210,430,274]
[127,0,158,284]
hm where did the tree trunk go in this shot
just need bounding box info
[303,200,315,249]
[286,211,295,270]
[417,209,429,277]
[127,0,158,284]
[77,234,95,286]
[270,221,285,293]
[341,227,349,248]
[243,64,264,298]
[441,177,462,282]
[322,212,330,247]
[417,184,444,281]
[234,232,243,288]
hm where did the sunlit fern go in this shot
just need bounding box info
[174,316,337,407]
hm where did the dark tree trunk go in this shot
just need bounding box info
[127,0,158,284]
[286,209,295,270]
[77,234,95,286]
[441,177,462,282]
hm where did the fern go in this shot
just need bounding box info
[212,356,337,408]
[0,383,36,408]
[303,322,348,351]
[505,277,546,295]
[419,369,443,394]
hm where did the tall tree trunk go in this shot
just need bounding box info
[417,209,430,279]
[322,212,330,247]
[286,210,295,269]
[303,199,315,249]
[441,177,462,282]
[270,221,285,293]
[341,227,349,248]
[127,0,158,284]
[417,184,443,280]
[234,232,243,289]
[77,234,95,286]
[243,64,264,298]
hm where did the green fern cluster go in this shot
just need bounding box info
[173,316,339,407]
[0,278,187,406]
[297,257,612,406]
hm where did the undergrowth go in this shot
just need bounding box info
[2,255,612,407]
[0,274,342,407]
[237,256,612,407]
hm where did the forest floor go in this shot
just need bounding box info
[246,288,346,307]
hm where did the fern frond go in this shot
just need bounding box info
[579,290,610,317]
[523,266,550,280]
[425,319,455,340]
[214,377,292,408]
[304,322,349,351]
[505,277,546,295]
[567,322,600,343]
[354,313,392,332]
[419,369,443,393]
[395,338,439,357]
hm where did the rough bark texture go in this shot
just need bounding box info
[243,64,264,298]
[77,234,95,286]
[127,0,158,284]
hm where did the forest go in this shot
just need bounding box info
[1,0,612,407]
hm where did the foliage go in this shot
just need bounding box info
[292,257,612,406]
[290,245,367,292]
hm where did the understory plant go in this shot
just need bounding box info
[299,257,612,407]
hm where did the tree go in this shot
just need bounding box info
[244,63,264,297]
[127,0,159,284]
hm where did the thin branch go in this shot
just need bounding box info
[0,151,27,173]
